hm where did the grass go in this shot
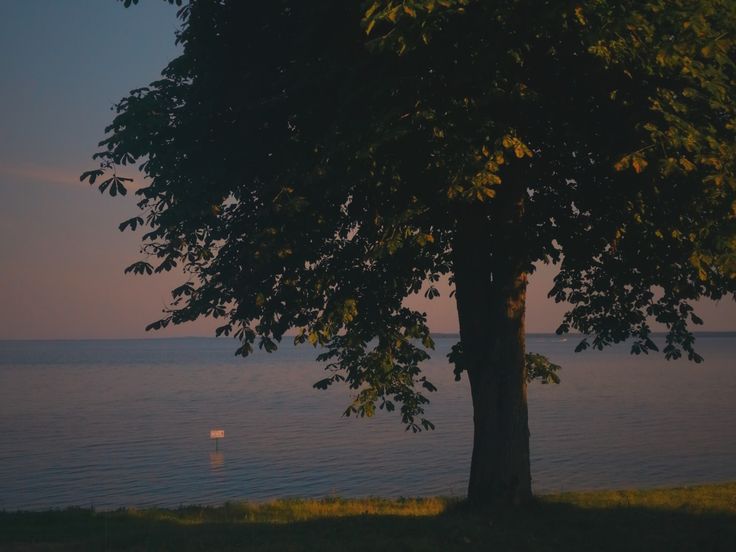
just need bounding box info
[1,483,734,551]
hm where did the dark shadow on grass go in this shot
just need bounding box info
[1,500,735,551]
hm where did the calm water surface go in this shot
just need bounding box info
[1,335,735,510]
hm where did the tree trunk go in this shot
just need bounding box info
[453,204,532,506]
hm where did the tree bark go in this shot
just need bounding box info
[453,204,532,506]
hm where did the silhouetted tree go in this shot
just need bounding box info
[85,0,736,505]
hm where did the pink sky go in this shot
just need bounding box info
[0,165,733,339]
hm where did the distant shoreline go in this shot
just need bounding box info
[2,331,735,343]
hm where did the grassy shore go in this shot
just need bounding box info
[1,483,734,551]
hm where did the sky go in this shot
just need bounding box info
[0,1,734,340]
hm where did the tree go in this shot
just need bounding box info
[85,0,736,505]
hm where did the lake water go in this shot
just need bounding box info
[1,334,735,510]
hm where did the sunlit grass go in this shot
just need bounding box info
[127,496,451,525]
[2,483,735,551]
[544,482,736,515]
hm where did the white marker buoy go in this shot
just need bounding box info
[210,429,224,451]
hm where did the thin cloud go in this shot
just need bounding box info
[0,164,144,190]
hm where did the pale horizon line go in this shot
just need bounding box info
[2,330,735,343]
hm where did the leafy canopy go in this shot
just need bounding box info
[86,0,736,429]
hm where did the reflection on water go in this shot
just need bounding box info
[0,335,735,510]
[209,452,224,470]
